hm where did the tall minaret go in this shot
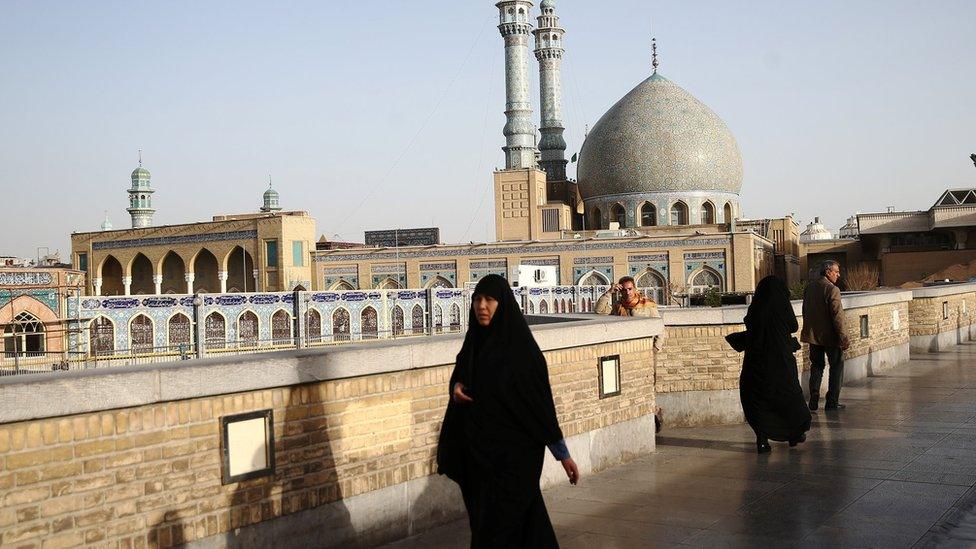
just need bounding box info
[496,1,537,170]
[127,150,155,228]
[533,0,567,182]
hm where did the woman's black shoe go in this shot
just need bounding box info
[756,436,772,454]
[789,433,807,447]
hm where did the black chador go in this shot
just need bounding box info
[728,275,811,450]
[437,275,563,548]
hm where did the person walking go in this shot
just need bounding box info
[727,275,811,453]
[801,260,850,411]
[437,274,579,548]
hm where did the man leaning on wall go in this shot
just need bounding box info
[595,275,664,431]
[801,260,850,412]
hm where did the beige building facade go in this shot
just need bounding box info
[70,212,316,296]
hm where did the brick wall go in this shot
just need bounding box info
[0,335,654,548]
[908,291,976,337]
[658,295,911,396]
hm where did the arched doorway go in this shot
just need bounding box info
[392,306,405,336]
[591,207,602,230]
[168,313,192,351]
[161,252,187,294]
[411,304,424,335]
[226,247,255,293]
[724,202,734,223]
[129,253,155,295]
[305,309,322,343]
[636,269,667,304]
[4,312,45,357]
[192,249,220,293]
[100,255,124,296]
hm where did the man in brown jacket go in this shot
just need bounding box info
[801,260,850,411]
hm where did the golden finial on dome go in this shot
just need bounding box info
[652,37,659,74]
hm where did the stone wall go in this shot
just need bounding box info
[657,290,912,427]
[0,315,660,548]
[908,283,976,352]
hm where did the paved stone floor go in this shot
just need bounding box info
[383,343,976,548]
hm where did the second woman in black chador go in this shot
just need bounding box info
[437,275,579,548]
[728,275,812,453]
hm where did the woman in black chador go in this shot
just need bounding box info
[728,275,812,454]
[437,275,579,548]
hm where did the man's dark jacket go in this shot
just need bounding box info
[800,276,846,347]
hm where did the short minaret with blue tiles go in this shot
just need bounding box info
[127,150,155,228]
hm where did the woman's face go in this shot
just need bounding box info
[473,294,499,327]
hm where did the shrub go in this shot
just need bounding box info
[789,281,807,300]
[844,262,879,291]
[704,287,722,308]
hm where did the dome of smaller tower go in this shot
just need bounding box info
[261,182,282,213]
[540,0,556,8]
[800,217,833,243]
[100,212,113,231]
[131,166,150,180]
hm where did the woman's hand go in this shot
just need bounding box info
[452,382,474,404]
[561,457,580,485]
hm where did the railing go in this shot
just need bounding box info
[7,285,673,378]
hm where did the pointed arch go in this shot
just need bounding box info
[539,300,549,314]
[160,251,187,294]
[425,276,454,289]
[271,309,292,344]
[89,316,115,356]
[129,314,154,354]
[167,312,192,350]
[689,267,724,294]
[591,207,602,230]
[700,201,716,225]
[305,308,322,343]
[205,311,226,349]
[669,201,689,225]
[611,203,627,228]
[527,300,535,314]
[329,279,356,291]
[238,310,259,345]
[724,202,734,223]
[332,308,350,342]
[639,202,657,227]
[635,268,667,304]
[411,304,425,335]
[99,255,124,295]
[129,253,155,295]
[361,306,378,339]
[377,278,401,290]
[226,246,255,293]
[191,248,220,293]
[577,270,610,286]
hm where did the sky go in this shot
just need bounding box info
[1,0,974,260]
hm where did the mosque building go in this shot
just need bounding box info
[70,0,796,302]
[311,0,786,300]
[70,163,316,296]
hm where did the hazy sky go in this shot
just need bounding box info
[2,1,974,259]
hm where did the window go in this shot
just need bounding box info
[90,317,114,356]
[272,310,292,344]
[701,202,715,224]
[449,304,462,332]
[130,315,153,355]
[392,306,405,336]
[168,313,191,350]
[332,309,350,342]
[670,202,688,225]
[690,269,723,295]
[611,204,626,228]
[943,301,949,320]
[305,309,322,343]
[859,315,869,339]
[78,253,88,272]
[5,312,45,357]
[640,203,656,227]
[239,311,259,345]
[724,203,733,223]
[361,307,378,339]
[292,241,304,267]
[205,312,226,349]
[542,209,560,232]
[599,355,621,398]
[265,240,278,268]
